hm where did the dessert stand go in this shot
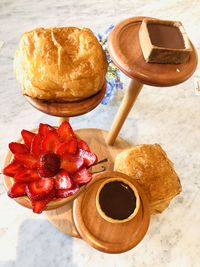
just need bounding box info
[3,16,198,253]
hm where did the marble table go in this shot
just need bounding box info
[0,0,200,266]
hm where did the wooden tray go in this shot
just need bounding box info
[73,171,150,253]
[108,16,198,86]
[25,82,106,117]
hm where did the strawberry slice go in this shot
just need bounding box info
[77,139,90,152]
[31,190,55,214]
[56,184,79,198]
[73,167,92,185]
[8,182,26,198]
[54,170,73,190]
[14,168,40,182]
[31,134,43,157]
[3,160,23,177]
[41,131,61,153]
[38,123,55,137]
[21,129,36,148]
[61,154,84,174]
[57,121,76,142]
[26,178,54,200]
[15,153,37,169]
[38,152,61,178]
[9,142,28,154]
[78,149,98,167]
[56,139,78,155]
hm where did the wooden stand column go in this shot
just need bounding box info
[107,79,143,145]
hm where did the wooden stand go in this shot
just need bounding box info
[106,16,198,145]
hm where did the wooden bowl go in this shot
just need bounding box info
[73,171,150,253]
[24,82,106,117]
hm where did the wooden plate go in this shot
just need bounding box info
[73,171,150,253]
[45,128,130,237]
[25,82,106,117]
[108,17,198,86]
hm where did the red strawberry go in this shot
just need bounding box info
[54,170,73,190]
[56,139,78,155]
[14,168,40,182]
[15,153,37,169]
[78,149,98,167]
[9,142,28,154]
[8,182,26,198]
[3,160,23,177]
[38,123,55,137]
[31,190,55,214]
[21,129,36,148]
[41,131,61,153]
[73,167,92,185]
[26,178,54,200]
[38,152,61,178]
[61,154,84,174]
[56,184,79,198]
[77,139,90,152]
[57,121,76,142]
[31,134,43,157]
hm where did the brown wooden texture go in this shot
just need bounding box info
[25,83,106,117]
[73,171,150,253]
[108,16,198,86]
[45,128,130,238]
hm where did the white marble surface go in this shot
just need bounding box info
[0,0,200,266]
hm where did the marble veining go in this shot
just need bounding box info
[0,0,200,266]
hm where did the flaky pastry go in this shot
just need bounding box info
[14,27,107,101]
[114,144,182,214]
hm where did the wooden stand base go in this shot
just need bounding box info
[45,128,130,237]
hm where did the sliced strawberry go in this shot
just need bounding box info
[15,153,37,169]
[41,131,61,153]
[21,129,36,148]
[3,160,23,177]
[56,184,79,198]
[61,154,84,174]
[9,142,28,154]
[57,121,76,142]
[54,170,73,190]
[31,133,43,157]
[77,139,90,152]
[38,123,55,137]
[14,168,40,182]
[26,178,54,200]
[78,149,98,167]
[73,167,92,185]
[8,182,26,198]
[56,139,78,155]
[31,190,55,214]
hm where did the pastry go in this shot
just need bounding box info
[114,144,182,214]
[14,27,108,101]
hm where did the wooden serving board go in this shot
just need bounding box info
[45,128,130,237]
[73,171,150,253]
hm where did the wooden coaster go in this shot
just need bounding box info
[108,16,198,86]
[73,171,150,253]
[45,128,130,238]
[25,83,106,117]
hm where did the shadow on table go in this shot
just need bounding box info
[0,219,78,267]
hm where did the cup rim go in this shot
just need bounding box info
[96,177,140,223]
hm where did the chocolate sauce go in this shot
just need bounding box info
[99,181,136,220]
[147,23,185,49]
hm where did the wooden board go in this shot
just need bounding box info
[73,171,150,253]
[108,16,198,86]
[45,128,130,238]
[25,83,106,117]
